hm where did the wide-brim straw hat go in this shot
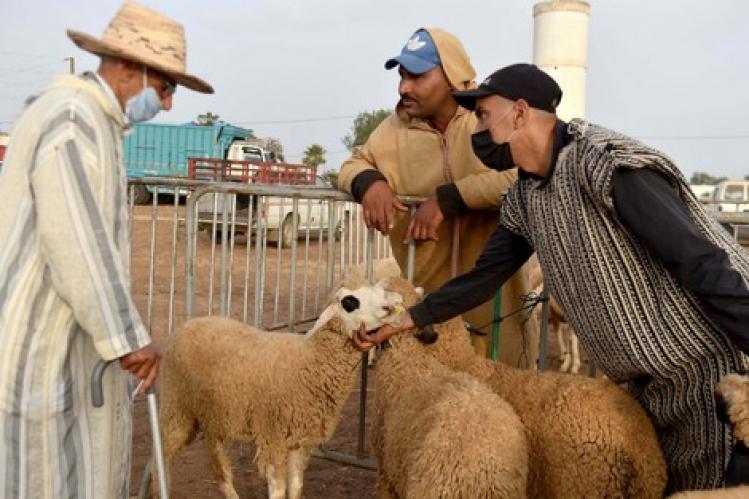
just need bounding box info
[67,1,213,93]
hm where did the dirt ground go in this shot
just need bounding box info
[123,202,592,499]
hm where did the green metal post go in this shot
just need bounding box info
[490,290,502,361]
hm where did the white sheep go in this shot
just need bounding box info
[155,279,404,499]
[386,277,667,498]
[371,280,529,499]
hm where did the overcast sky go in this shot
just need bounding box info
[1,0,747,180]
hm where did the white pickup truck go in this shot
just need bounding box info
[712,180,749,213]
[193,148,342,246]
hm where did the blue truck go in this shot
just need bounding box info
[123,122,255,203]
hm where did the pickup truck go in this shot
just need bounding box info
[712,180,749,212]
[191,158,341,246]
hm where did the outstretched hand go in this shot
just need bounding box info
[352,312,415,351]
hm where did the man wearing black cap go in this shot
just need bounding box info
[339,31,539,365]
[358,63,749,492]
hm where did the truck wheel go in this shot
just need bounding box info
[278,214,296,248]
[131,184,152,205]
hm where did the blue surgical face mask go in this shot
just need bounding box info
[125,67,162,123]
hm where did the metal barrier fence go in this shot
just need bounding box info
[128,178,401,339]
[127,177,423,475]
[714,212,749,245]
[127,177,749,476]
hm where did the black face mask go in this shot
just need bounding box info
[471,129,514,171]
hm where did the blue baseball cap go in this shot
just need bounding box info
[384,29,440,75]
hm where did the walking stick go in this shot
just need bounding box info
[91,359,169,499]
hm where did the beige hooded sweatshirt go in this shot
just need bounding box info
[338,28,537,363]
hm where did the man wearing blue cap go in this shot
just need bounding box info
[361,63,749,493]
[338,30,538,365]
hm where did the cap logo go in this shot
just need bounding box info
[407,35,426,52]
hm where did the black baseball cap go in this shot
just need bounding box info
[452,63,562,113]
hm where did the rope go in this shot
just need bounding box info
[466,290,548,334]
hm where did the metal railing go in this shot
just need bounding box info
[127,178,424,475]
[127,177,749,483]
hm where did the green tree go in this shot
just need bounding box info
[197,112,221,126]
[302,144,327,167]
[342,109,392,151]
[690,171,728,185]
[320,170,339,188]
[744,174,749,181]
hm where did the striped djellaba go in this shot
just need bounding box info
[501,119,749,492]
[0,73,151,499]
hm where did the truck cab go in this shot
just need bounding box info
[713,180,749,212]
[226,141,277,163]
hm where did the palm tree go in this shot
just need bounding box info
[302,144,327,167]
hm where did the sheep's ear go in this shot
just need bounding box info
[308,304,337,335]
[375,277,391,289]
[414,286,424,297]
[415,325,439,345]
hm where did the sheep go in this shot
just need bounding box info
[371,281,529,499]
[669,373,749,498]
[307,257,407,366]
[384,276,667,499]
[528,255,580,373]
[670,488,749,499]
[345,256,403,282]
[155,279,404,499]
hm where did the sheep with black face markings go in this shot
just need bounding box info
[154,279,403,499]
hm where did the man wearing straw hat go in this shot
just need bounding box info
[0,2,212,497]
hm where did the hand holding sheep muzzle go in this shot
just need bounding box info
[352,305,425,351]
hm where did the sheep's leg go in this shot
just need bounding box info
[286,448,311,499]
[376,472,399,499]
[205,437,239,499]
[569,329,581,374]
[557,322,571,372]
[266,455,288,499]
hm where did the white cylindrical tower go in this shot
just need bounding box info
[533,0,590,121]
